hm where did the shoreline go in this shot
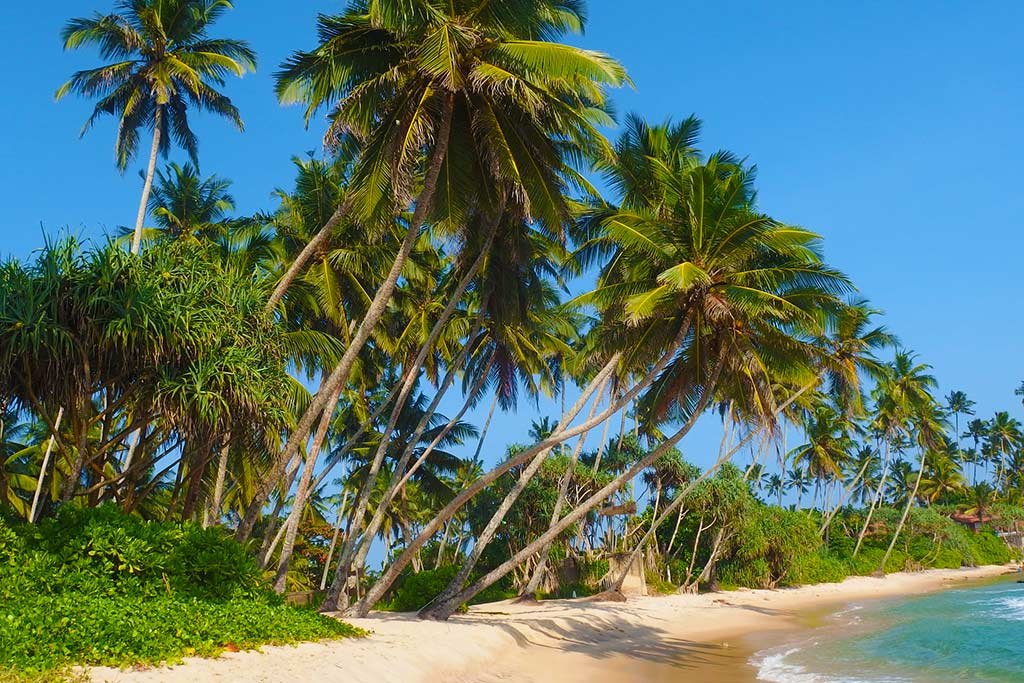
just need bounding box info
[89,564,1013,683]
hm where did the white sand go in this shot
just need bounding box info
[89,564,1012,683]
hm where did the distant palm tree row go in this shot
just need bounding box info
[1,0,1021,622]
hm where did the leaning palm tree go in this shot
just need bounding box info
[415,118,850,620]
[57,0,256,254]
[876,354,944,573]
[240,0,627,551]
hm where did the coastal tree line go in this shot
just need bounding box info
[1,0,1022,623]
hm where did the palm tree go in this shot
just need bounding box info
[143,162,237,242]
[787,467,811,508]
[987,412,1022,490]
[945,390,975,454]
[877,354,944,573]
[790,404,854,509]
[413,117,849,619]
[57,0,256,254]
[765,473,785,506]
[919,450,966,504]
[242,0,627,550]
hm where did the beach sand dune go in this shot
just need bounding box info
[90,565,1010,683]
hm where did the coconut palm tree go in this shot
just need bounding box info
[987,412,1022,490]
[241,0,627,548]
[919,450,966,504]
[57,0,256,254]
[414,117,850,619]
[945,390,975,453]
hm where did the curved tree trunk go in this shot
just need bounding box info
[207,434,232,528]
[342,346,494,590]
[30,407,64,523]
[235,96,456,545]
[878,448,928,573]
[320,488,350,590]
[522,379,611,596]
[265,197,353,315]
[423,361,623,614]
[419,359,724,620]
[131,107,162,255]
[471,390,501,464]
[273,388,341,592]
[853,443,890,557]
[340,351,648,617]
[322,226,497,610]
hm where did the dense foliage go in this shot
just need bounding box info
[0,508,361,674]
[0,5,1020,677]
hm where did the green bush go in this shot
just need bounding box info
[2,506,268,602]
[0,595,361,672]
[787,550,847,585]
[389,566,461,612]
[0,508,364,674]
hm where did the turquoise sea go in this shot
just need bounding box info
[752,575,1024,683]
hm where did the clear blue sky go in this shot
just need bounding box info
[4,1,1024,508]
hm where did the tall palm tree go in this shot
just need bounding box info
[789,404,854,509]
[945,390,975,454]
[987,411,1022,490]
[414,118,850,620]
[144,162,237,242]
[57,0,256,254]
[242,0,627,550]
[877,354,944,573]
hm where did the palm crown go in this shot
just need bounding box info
[57,0,256,253]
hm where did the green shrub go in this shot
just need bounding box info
[0,595,362,672]
[389,566,461,612]
[787,550,847,586]
[0,507,364,675]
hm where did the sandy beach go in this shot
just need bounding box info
[90,564,1012,683]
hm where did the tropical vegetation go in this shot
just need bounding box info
[3,0,1023,676]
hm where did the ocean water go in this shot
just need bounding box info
[752,576,1024,683]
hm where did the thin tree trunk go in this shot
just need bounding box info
[320,488,350,590]
[342,337,688,618]
[819,452,874,537]
[265,197,353,315]
[605,374,820,594]
[471,390,501,464]
[415,363,620,614]
[853,443,890,557]
[30,407,64,523]
[419,358,725,620]
[274,388,341,592]
[522,378,611,596]
[131,107,162,255]
[207,434,231,528]
[235,95,457,545]
[878,449,929,574]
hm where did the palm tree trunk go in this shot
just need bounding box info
[340,345,494,591]
[30,407,64,523]
[320,488,350,591]
[235,95,456,545]
[424,365,619,614]
[131,107,162,255]
[265,197,353,315]
[342,350,647,617]
[323,307,492,610]
[207,434,231,528]
[604,373,821,594]
[853,443,890,557]
[471,390,501,464]
[420,358,725,620]
[273,388,341,592]
[819,454,873,536]
[878,449,928,573]
[522,379,611,596]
